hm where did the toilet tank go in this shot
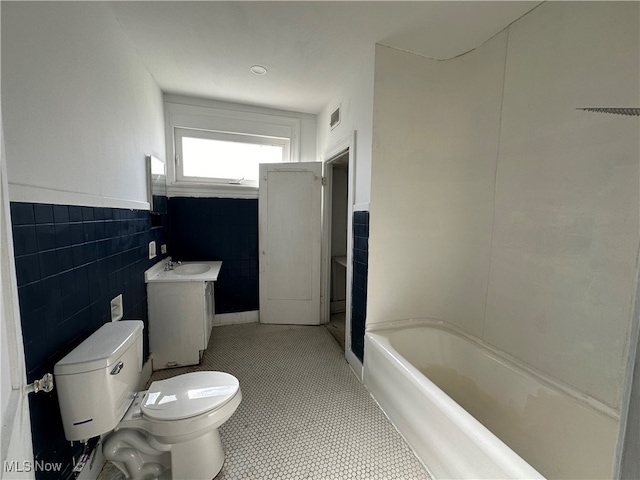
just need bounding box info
[54,320,143,441]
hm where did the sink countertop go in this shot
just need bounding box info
[145,259,223,283]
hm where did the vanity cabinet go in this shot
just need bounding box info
[148,281,215,370]
[145,260,222,371]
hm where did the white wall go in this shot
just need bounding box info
[484,1,639,412]
[369,32,506,336]
[368,1,639,412]
[317,46,375,207]
[2,2,165,209]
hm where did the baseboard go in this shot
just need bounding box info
[213,310,260,326]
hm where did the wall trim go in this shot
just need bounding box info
[166,183,258,200]
[353,202,370,212]
[9,183,150,210]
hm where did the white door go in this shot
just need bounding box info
[259,162,323,325]
[1,121,34,478]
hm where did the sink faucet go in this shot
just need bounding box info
[164,260,181,271]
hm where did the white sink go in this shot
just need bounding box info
[173,263,211,276]
[145,260,222,283]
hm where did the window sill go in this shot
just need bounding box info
[166,182,258,199]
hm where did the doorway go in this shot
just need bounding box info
[321,133,360,376]
[325,152,349,350]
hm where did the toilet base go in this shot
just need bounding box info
[170,428,224,479]
[104,427,225,480]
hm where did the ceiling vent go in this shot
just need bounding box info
[330,105,341,130]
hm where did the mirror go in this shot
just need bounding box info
[147,154,167,215]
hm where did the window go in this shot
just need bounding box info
[175,128,290,187]
[165,97,305,197]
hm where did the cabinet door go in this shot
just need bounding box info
[148,282,205,369]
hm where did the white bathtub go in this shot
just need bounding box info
[364,321,619,479]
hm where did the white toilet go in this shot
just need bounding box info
[54,320,241,480]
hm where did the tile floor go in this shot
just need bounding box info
[98,323,430,480]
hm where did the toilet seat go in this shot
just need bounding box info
[142,372,239,421]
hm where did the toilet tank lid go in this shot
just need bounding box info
[54,321,143,375]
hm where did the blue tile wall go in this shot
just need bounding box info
[351,211,369,362]
[167,197,258,313]
[10,202,168,480]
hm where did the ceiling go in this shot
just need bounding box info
[109,1,540,114]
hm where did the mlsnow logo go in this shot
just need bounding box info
[3,460,63,473]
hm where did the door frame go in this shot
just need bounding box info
[321,132,359,374]
[1,118,34,477]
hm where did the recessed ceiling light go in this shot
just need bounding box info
[250,65,267,76]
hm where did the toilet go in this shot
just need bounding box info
[54,320,241,480]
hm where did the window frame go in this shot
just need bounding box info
[165,98,304,198]
[174,127,291,188]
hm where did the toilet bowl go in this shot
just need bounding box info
[54,321,241,480]
[104,371,241,479]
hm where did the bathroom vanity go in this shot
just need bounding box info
[145,260,222,370]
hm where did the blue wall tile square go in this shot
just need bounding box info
[81,207,94,221]
[21,308,48,344]
[83,223,96,242]
[53,205,69,224]
[13,225,38,256]
[69,224,84,245]
[58,269,76,296]
[54,223,71,248]
[72,245,85,267]
[10,203,35,225]
[18,282,44,315]
[68,206,83,222]
[83,243,97,264]
[38,251,59,279]
[34,204,54,224]
[61,292,81,320]
[15,254,40,286]
[94,207,107,220]
[94,221,106,240]
[56,247,74,272]
[36,224,56,251]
